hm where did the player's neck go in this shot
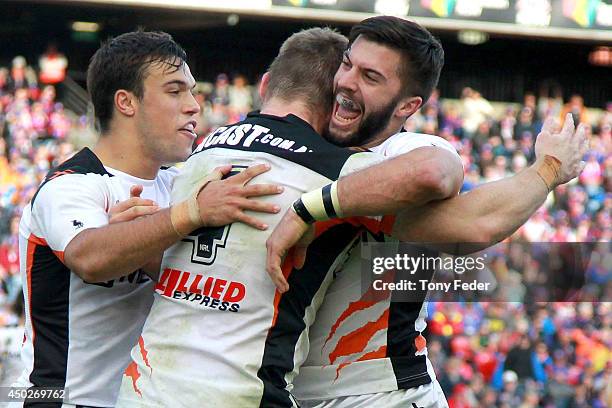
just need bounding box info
[261,99,324,134]
[93,128,160,180]
[359,120,405,149]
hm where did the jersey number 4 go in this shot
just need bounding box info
[181,166,246,265]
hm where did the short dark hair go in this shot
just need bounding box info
[87,30,187,133]
[267,28,348,116]
[349,16,444,103]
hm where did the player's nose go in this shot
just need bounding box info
[184,92,201,115]
[336,67,358,93]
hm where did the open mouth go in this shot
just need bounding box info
[179,121,197,139]
[332,94,362,128]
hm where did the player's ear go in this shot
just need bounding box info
[396,95,422,120]
[114,89,136,118]
[259,72,270,101]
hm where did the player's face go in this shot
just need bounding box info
[136,60,200,164]
[326,36,404,148]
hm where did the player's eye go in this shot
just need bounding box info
[364,73,378,83]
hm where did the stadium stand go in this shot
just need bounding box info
[0,53,609,406]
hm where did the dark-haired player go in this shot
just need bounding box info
[12,31,279,407]
[265,17,587,408]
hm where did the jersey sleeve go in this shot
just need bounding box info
[334,151,395,233]
[338,151,386,178]
[383,132,462,166]
[31,174,109,253]
[159,166,180,193]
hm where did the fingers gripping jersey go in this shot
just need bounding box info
[116,113,392,408]
[14,148,176,407]
[293,132,462,401]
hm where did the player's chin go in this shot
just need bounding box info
[167,145,193,164]
[327,120,359,146]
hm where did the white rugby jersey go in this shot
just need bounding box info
[116,113,393,408]
[14,148,176,407]
[293,132,462,401]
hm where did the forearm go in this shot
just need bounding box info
[65,208,179,282]
[337,148,463,216]
[392,162,549,250]
[142,256,163,281]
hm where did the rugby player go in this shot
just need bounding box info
[265,16,588,408]
[13,31,281,408]
[114,26,471,408]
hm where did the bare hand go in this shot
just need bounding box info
[109,185,160,224]
[535,113,588,187]
[198,163,284,230]
[266,208,315,293]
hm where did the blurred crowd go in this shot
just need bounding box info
[406,87,611,407]
[0,60,610,404]
[430,302,611,408]
[1,54,77,330]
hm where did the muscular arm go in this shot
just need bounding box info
[266,115,587,292]
[337,147,463,215]
[265,147,463,292]
[65,208,180,283]
[392,116,588,253]
[66,165,281,283]
[392,162,549,252]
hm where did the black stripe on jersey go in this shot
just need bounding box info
[257,224,361,408]
[27,244,70,406]
[196,112,356,180]
[387,245,438,390]
[31,147,112,207]
[387,303,431,390]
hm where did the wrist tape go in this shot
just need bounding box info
[292,181,342,224]
[170,195,202,237]
[535,155,562,191]
[169,170,222,237]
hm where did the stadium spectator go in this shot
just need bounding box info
[211,72,230,105]
[228,73,252,118]
[38,43,68,85]
[461,87,494,138]
[561,94,589,125]
[514,106,538,141]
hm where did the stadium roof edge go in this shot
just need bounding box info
[37,0,612,42]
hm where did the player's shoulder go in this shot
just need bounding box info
[31,147,111,206]
[197,112,365,180]
[376,131,458,157]
[158,165,180,182]
[43,147,112,182]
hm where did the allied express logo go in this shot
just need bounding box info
[155,268,246,312]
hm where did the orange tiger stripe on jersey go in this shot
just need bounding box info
[323,298,376,350]
[124,361,142,397]
[335,345,387,380]
[328,308,390,365]
[415,333,427,352]
[323,271,394,349]
[138,336,152,373]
